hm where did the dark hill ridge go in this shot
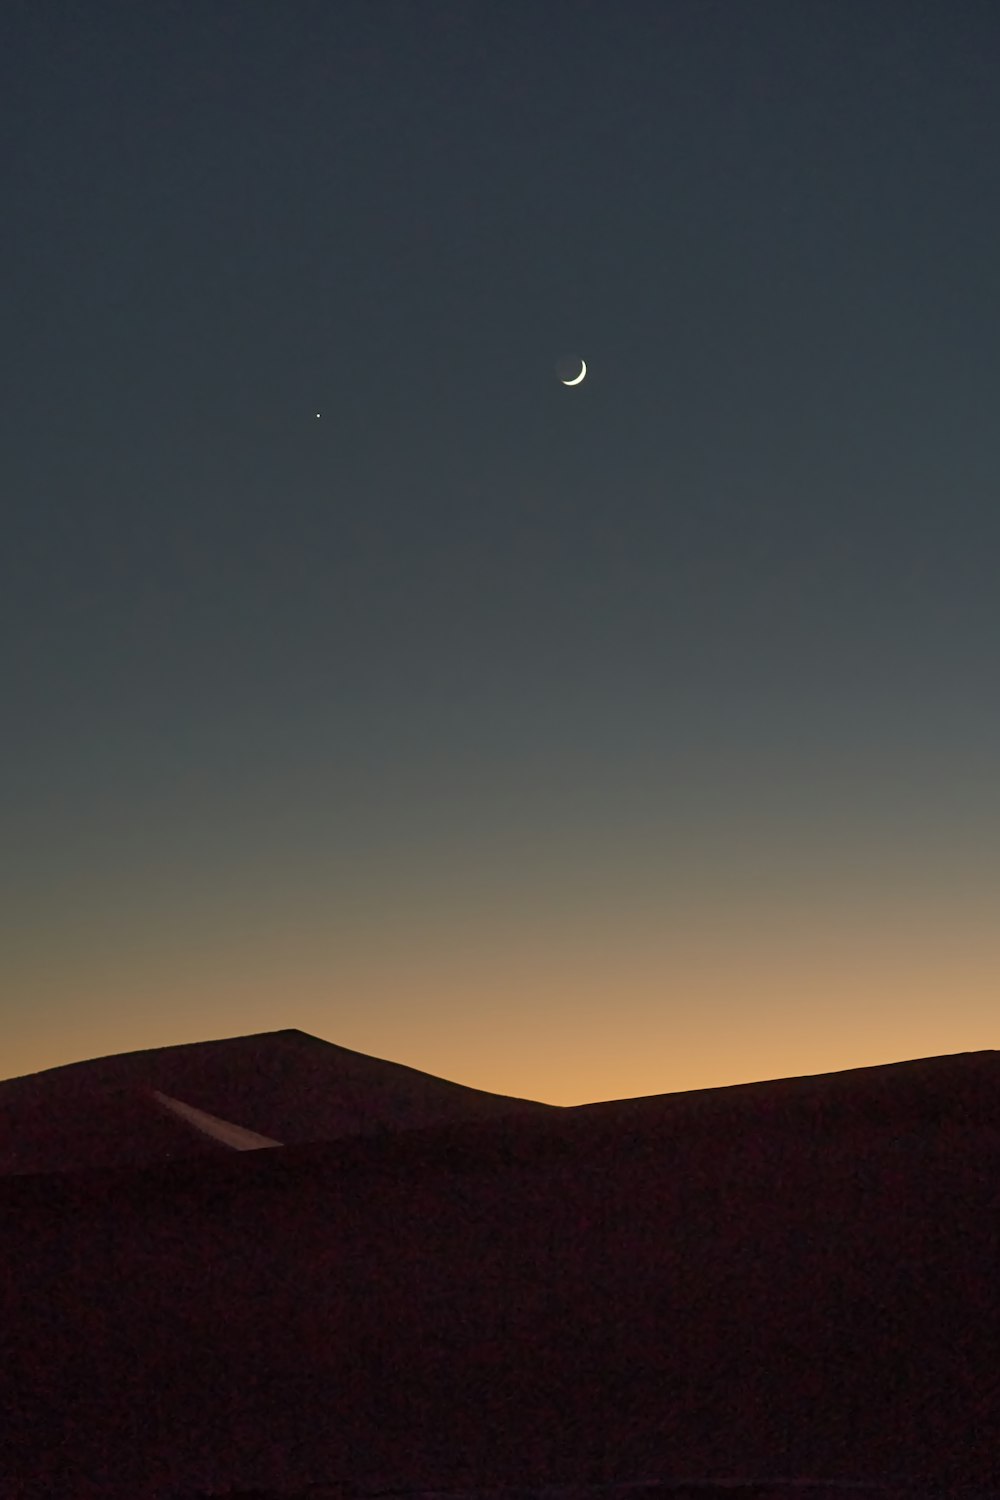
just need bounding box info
[4,1048,998,1215]
[0,1028,553,1175]
[1,1044,998,1495]
[568,1046,1000,1131]
[2,1044,997,1197]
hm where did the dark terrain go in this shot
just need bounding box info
[1,1036,997,1498]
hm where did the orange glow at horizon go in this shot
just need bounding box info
[5,745,996,1101]
[5,892,996,1103]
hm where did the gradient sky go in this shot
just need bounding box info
[3,0,998,1103]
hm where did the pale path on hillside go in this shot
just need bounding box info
[151,1090,284,1150]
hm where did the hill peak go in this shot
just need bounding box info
[0,1028,552,1176]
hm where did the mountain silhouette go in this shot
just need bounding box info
[1,1040,997,1496]
[0,1028,552,1175]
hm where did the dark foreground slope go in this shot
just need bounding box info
[0,1084,270,1175]
[0,1029,551,1174]
[1,1050,997,1498]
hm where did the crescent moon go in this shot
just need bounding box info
[561,359,587,386]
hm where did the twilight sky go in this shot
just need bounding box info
[3,0,998,1102]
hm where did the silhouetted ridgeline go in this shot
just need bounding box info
[1,1043,997,1495]
[0,1028,552,1175]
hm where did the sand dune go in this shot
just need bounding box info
[0,1028,552,1176]
[1,1041,997,1497]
